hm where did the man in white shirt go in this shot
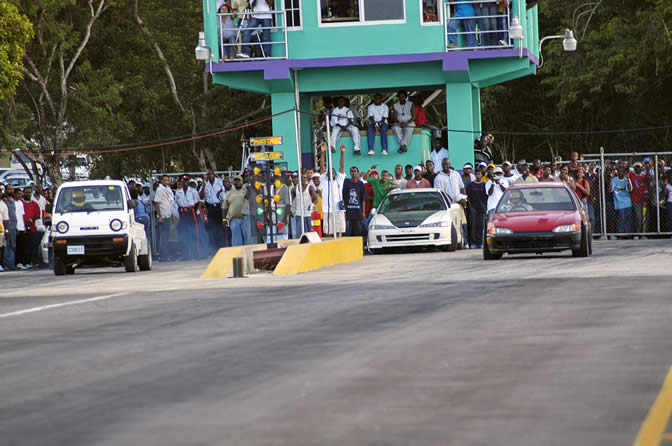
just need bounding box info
[200,169,225,249]
[319,143,347,236]
[0,197,8,272]
[485,167,509,219]
[175,176,202,259]
[393,164,407,189]
[238,0,273,58]
[391,90,415,153]
[329,96,361,155]
[366,93,389,156]
[434,159,466,204]
[429,138,450,169]
[153,175,175,261]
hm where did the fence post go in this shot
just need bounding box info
[655,153,661,234]
[599,147,607,240]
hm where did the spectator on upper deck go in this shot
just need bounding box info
[237,0,273,59]
[478,0,499,47]
[218,3,237,61]
[367,94,389,156]
[447,0,478,49]
[391,91,415,154]
[329,96,362,155]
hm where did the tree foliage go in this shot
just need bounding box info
[0,0,33,100]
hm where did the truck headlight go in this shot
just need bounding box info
[110,219,123,232]
[55,221,69,234]
[552,224,580,233]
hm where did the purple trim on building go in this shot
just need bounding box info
[212,49,538,79]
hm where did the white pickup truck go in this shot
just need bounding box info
[51,179,152,275]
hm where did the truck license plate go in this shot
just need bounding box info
[67,245,85,255]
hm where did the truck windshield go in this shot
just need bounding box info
[55,185,125,214]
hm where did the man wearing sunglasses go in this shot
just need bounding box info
[485,166,509,220]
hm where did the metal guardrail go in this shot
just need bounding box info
[444,0,513,51]
[217,9,288,62]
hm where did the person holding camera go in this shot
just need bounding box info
[485,166,509,220]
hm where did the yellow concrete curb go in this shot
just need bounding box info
[200,237,363,278]
[273,237,363,275]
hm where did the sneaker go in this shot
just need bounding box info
[382,150,388,156]
[0,265,4,272]
[447,44,458,49]
[330,146,336,153]
[498,40,507,46]
[368,149,375,156]
[354,149,361,155]
[24,264,32,270]
[236,53,250,59]
[16,263,25,270]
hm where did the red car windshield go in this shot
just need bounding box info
[496,187,577,213]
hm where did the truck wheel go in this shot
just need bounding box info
[138,247,152,271]
[124,243,139,272]
[54,257,65,276]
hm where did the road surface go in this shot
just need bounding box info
[1,240,671,446]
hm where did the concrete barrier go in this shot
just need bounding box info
[273,237,363,276]
[200,237,363,278]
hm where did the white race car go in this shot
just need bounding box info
[367,188,465,252]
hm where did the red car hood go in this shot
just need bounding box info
[492,211,579,232]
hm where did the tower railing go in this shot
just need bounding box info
[443,0,513,51]
[217,9,288,62]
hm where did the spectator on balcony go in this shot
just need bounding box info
[406,166,432,189]
[429,138,450,170]
[391,91,415,153]
[478,0,499,47]
[367,94,389,156]
[237,0,273,59]
[629,162,648,236]
[218,3,237,61]
[329,96,362,155]
[447,0,478,49]
[611,168,633,235]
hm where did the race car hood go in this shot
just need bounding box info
[377,210,448,228]
[491,211,579,232]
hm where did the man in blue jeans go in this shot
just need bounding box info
[223,176,248,246]
[447,0,478,49]
[367,93,389,156]
[237,0,273,59]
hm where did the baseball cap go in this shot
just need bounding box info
[487,163,496,169]
[233,175,243,181]
[463,163,473,169]
[503,161,512,167]
[414,165,423,172]
[493,167,503,174]
[291,171,299,178]
[643,157,651,163]
[143,182,150,188]
[311,173,320,179]
[182,174,190,181]
[633,162,643,167]
[370,169,380,176]
[478,161,488,168]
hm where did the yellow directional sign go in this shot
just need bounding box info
[251,152,284,161]
[250,136,283,146]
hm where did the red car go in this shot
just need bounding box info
[484,183,592,260]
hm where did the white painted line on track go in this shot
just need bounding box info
[0,293,127,319]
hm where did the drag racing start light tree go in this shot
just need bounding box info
[251,147,286,249]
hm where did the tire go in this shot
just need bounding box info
[572,225,590,257]
[124,243,139,272]
[138,247,152,271]
[588,229,593,255]
[54,257,65,276]
[65,265,75,275]
[483,240,502,260]
[446,225,458,252]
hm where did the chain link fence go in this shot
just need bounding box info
[582,149,672,239]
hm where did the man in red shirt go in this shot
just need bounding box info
[21,187,42,269]
[628,162,648,236]
[406,166,432,189]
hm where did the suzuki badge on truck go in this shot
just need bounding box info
[51,180,152,275]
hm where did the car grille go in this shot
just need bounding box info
[385,233,431,242]
[60,237,125,256]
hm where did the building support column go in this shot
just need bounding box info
[445,82,477,170]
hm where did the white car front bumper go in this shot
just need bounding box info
[367,226,453,249]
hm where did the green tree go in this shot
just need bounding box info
[0,0,33,100]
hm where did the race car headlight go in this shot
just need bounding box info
[371,224,396,230]
[109,219,123,232]
[552,224,580,233]
[55,221,69,234]
[487,223,513,235]
[420,221,449,228]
